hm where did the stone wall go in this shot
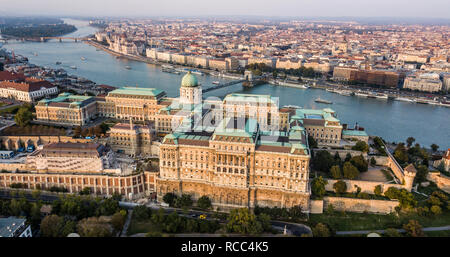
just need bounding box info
[325,178,405,194]
[0,163,28,172]
[310,200,324,214]
[427,172,450,194]
[323,196,399,214]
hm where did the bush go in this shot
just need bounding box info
[352,141,369,152]
[330,165,342,179]
[430,205,442,215]
[311,176,327,198]
[343,162,359,179]
[312,223,332,237]
[374,185,382,196]
[384,228,401,237]
[163,193,177,207]
[403,220,424,237]
[197,196,212,210]
[350,155,368,172]
[333,180,347,194]
[133,205,152,221]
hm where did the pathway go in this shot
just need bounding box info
[120,209,133,237]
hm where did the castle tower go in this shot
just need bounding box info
[403,164,417,191]
[179,71,202,106]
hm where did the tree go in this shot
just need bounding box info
[40,215,65,237]
[344,153,352,162]
[406,137,416,148]
[333,180,347,194]
[430,205,442,215]
[311,176,327,198]
[133,205,152,221]
[403,220,424,237]
[14,107,33,127]
[312,223,331,237]
[370,157,377,166]
[430,144,439,152]
[197,196,212,210]
[384,228,401,237]
[31,189,41,200]
[308,136,318,149]
[61,220,77,237]
[333,152,342,166]
[175,194,193,208]
[312,150,334,173]
[374,185,382,196]
[79,187,91,195]
[163,193,177,207]
[77,217,112,237]
[111,211,127,231]
[226,208,263,235]
[342,162,359,179]
[330,165,342,179]
[394,143,409,165]
[352,141,369,152]
[350,155,368,172]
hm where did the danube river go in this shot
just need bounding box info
[3,19,449,149]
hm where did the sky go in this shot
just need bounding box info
[1,0,449,19]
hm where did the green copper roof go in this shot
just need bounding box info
[342,130,369,137]
[109,87,165,97]
[181,71,199,87]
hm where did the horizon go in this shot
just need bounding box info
[1,0,450,21]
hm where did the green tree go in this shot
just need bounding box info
[77,217,112,237]
[175,194,193,208]
[352,141,369,152]
[163,193,177,207]
[430,144,439,152]
[40,215,65,237]
[330,165,342,179]
[430,205,442,215]
[133,205,152,221]
[197,196,212,210]
[311,176,327,198]
[308,136,318,149]
[403,220,424,237]
[374,185,383,196]
[61,220,77,237]
[31,189,41,200]
[333,180,347,194]
[394,143,409,164]
[226,208,263,235]
[350,155,368,172]
[406,137,416,148]
[312,150,334,173]
[342,162,359,179]
[14,106,33,127]
[111,211,127,231]
[312,223,332,237]
[370,157,377,166]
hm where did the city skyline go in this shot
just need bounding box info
[2,0,450,20]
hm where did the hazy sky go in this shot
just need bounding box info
[2,0,449,19]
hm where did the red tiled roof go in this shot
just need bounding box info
[0,71,26,82]
[0,80,55,92]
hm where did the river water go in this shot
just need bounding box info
[3,19,449,149]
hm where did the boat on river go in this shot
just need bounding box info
[315,97,333,104]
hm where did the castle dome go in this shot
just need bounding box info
[181,71,199,87]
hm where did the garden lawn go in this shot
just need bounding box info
[309,211,450,232]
